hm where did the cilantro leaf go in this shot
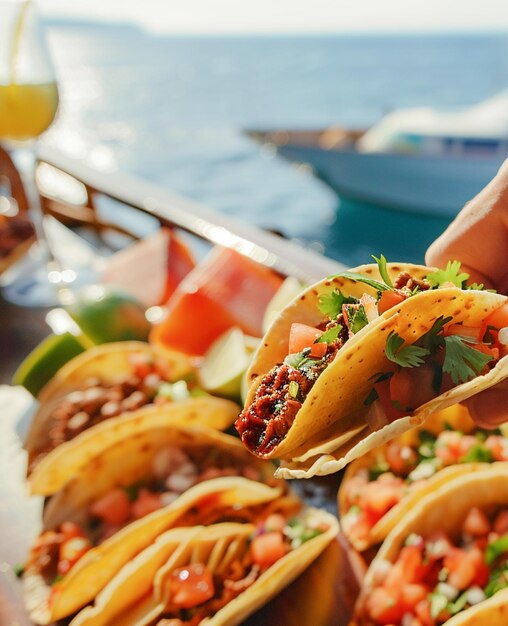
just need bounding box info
[417,316,452,352]
[332,271,391,293]
[317,289,357,319]
[372,254,393,288]
[460,443,493,463]
[317,324,343,343]
[385,332,430,368]
[344,304,369,334]
[486,534,508,565]
[427,260,470,288]
[443,335,494,385]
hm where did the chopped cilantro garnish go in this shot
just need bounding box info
[417,316,452,353]
[13,564,24,578]
[448,591,469,615]
[429,592,448,619]
[368,459,390,480]
[333,271,391,293]
[372,254,394,288]
[443,335,494,385]
[385,332,430,368]
[318,289,357,319]
[485,564,508,597]
[344,304,369,334]
[460,443,493,463]
[486,535,508,565]
[427,260,470,288]
[317,324,342,344]
[284,349,310,369]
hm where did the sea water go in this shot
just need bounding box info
[44,24,508,266]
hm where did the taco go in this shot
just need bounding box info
[24,341,239,483]
[23,468,288,625]
[351,463,508,625]
[339,405,508,551]
[66,508,338,626]
[234,260,508,477]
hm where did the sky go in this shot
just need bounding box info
[38,0,508,34]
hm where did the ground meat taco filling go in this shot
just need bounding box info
[342,427,508,545]
[25,445,269,588]
[235,259,488,455]
[30,354,205,471]
[359,505,508,625]
[153,511,328,626]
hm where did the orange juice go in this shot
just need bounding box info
[0,82,58,141]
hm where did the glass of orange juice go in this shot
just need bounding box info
[0,1,67,306]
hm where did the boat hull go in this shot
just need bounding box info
[276,144,506,217]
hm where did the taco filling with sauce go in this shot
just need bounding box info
[358,505,508,625]
[236,258,503,456]
[30,353,206,470]
[151,510,329,626]
[341,427,508,547]
[25,447,265,591]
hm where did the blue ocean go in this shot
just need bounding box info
[44,24,508,266]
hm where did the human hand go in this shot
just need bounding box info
[426,159,508,428]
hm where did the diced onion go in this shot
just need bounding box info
[437,582,459,601]
[498,327,508,346]
[466,586,486,605]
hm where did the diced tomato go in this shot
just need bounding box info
[401,583,429,611]
[425,532,454,561]
[374,378,406,422]
[90,489,131,526]
[58,537,92,575]
[363,482,403,518]
[397,545,426,584]
[170,563,215,609]
[288,323,325,357]
[365,587,404,625]
[483,303,508,331]
[385,442,418,475]
[389,370,414,412]
[415,599,435,626]
[263,514,286,532]
[130,489,163,520]
[445,547,477,590]
[250,531,287,568]
[377,290,407,315]
[435,431,462,466]
[486,436,508,462]
[60,522,86,542]
[494,511,508,535]
[458,435,479,459]
[128,353,155,379]
[445,324,482,340]
[463,507,491,537]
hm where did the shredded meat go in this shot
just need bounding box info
[235,340,342,454]
[27,531,63,584]
[394,271,431,292]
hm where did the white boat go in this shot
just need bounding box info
[247,91,508,218]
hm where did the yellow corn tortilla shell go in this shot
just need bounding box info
[70,508,339,626]
[29,397,241,496]
[25,341,194,470]
[245,262,431,459]
[338,405,499,550]
[25,477,284,624]
[272,287,508,478]
[351,463,508,625]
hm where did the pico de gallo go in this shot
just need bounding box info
[341,427,508,547]
[24,445,269,590]
[236,257,502,456]
[357,505,508,625]
[29,353,207,471]
[153,510,329,626]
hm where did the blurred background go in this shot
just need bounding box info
[38,0,508,265]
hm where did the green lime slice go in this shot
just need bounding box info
[262,276,306,333]
[13,332,86,396]
[66,286,150,345]
[199,327,250,401]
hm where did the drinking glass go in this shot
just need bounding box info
[0,0,70,306]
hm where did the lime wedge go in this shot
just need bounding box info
[262,276,306,333]
[199,327,250,401]
[13,332,86,396]
[66,286,150,345]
